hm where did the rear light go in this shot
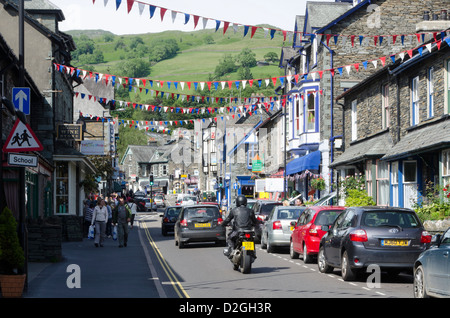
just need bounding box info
[217,217,223,225]
[273,221,282,230]
[421,231,432,244]
[180,219,187,227]
[349,229,368,242]
[256,215,265,222]
[245,233,251,239]
[309,227,319,237]
[163,217,169,223]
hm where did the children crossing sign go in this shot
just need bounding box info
[3,119,43,152]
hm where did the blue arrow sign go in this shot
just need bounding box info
[12,87,30,115]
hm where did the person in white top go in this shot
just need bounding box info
[91,199,109,247]
[127,198,137,229]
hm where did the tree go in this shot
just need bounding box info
[236,48,257,68]
[264,52,279,63]
[214,54,238,79]
[113,58,151,78]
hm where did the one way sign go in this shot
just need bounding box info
[12,87,30,115]
[3,119,43,153]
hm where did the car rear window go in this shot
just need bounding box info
[183,196,197,201]
[314,210,343,226]
[260,203,281,215]
[185,207,219,219]
[362,211,421,228]
[277,208,303,219]
[167,208,181,217]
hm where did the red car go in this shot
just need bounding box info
[290,206,346,263]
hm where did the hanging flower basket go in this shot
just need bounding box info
[310,177,325,191]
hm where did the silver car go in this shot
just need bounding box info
[261,206,307,253]
[414,227,450,298]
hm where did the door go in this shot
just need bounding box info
[325,211,347,266]
[292,209,308,253]
[428,229,450,295]
[403,161,417,209]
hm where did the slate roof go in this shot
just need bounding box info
[304,1,352,34]
[382,119,450,161]
[330,131,393,168]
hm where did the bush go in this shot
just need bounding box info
[0,207,25,274]
[345,189,376,207]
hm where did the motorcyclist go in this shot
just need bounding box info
[222,195,257,257]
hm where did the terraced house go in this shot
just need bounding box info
[280,0,450,201]
[333,26,450,208]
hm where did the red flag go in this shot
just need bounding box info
[392,35,397,45]
[282,30,287,41]
[187,82,191,90]
[351,35,355,47]
[193,15,200,29]
[160,8,167,21]
[380,56,386,67]
[223,21,230,34]
[271,77,277,87]
[126,0,134,13]
[326,34,332,46]
[251,26,258,38]
[248,79,253,87]
[353,63,359,72]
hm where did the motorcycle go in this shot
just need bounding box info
[224,230,256,274]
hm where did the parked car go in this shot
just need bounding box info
[252,200,283,243]
[180,195,198,206]
[261,206,307,253]
[161,206,182,236]
[144,198,157,211]
[313,192,337,206]
[413,227,450,298]
[154,195,166,208]
[290,206,345,263]
[174,205,226,248]
[318,206,432,281]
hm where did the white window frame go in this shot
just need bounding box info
[443,149,450,190]
[427,67,434,118]
[382,84,389,129]
[305,90,316,132]
[411,76,420,126]
[391,161,399,207]
[376,160,389,206]
[351,100,357,141]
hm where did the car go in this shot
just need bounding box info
[161,206,182,236]
[246,199,257,209]
[317,206,432,281]
[251,200,283,243]
[290,206,346,263]
[143,198,157,211]
[180,195,198,206]
[313,191,337,206]
[154,195,166,208]
[261,206,307,253]
[174,205,226,248]
[413,227,450,298]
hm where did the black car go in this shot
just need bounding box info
[318,206,432,281]
[161,206,182,236]
[174,205,226,248]
[251,200,282,243]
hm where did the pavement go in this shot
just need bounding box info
[23,222,162,298]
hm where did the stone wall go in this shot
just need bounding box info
[27,217,62,263]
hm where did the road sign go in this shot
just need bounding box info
[3,119,43,152]
[7,153,38,167]
[12,87,30,115]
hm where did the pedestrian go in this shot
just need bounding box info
[112,197,132,247]
[91,198,108,247]
[221,195,228,216]
[105,197,113,238]
[84,200,94,238]
[127,197,137,229]
[295,198,304,206]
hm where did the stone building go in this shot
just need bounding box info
[333,29,450,208]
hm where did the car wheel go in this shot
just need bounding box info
[341,251,357,281]
[266,237,274,253]
[303,243,313,264]
[413,265,429,298]
[261,232,267,249]
[290,241,299,259]
[317,246,333,273]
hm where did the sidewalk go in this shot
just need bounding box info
[24,224,161,298]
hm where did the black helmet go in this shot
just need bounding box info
[236,195,247,207]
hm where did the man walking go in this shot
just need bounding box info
[112,197,132,247]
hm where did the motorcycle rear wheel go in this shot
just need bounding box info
[241,250,252,274]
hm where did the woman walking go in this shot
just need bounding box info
[91,198,109,247]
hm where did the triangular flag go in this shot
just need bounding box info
[160,7,167,21]
[223,21,230,34]
[115,0,121,10]
[126,0,134,13]
[193,15,199,29]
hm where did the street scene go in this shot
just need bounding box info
[0,0,450,305]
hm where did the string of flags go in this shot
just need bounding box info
[92,0,450,46]
[55,35,450,98]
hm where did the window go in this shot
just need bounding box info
[382,84,389,129]
[55,162,68,214]
[443,149,450,190]
[411,76,420,126]
[366,161,373,197]
[351,100,357,141]
[403,161,417,209]
[391,161,399,207]
[376,160,389,206]
[306,91,316,132]
[427,67,434,118]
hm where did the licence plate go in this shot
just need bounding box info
[242,242,254,250]
[381,239,409,246]
[290,226,294,231]
[194,223,211,228]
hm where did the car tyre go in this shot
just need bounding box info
[317,246,333,273]
[341,251,357,281]
[413,265,429,298]
[266,237,274,253]
[290,241,299,259]
[261,232,267,249]
[302,243,313,264]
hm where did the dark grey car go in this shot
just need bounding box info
[318,206,432,281]
[413,227,450,298]
[161,206,182,236]
[174,205,226,248]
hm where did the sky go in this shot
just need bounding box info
[48,0,331,35]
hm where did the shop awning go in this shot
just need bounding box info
[286,150,321,175]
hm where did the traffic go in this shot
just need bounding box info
[143,191,449,298]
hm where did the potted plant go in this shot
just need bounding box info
[0,206,26,297]
[310,176,325,191]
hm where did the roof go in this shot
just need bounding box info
[382,118,450,161]
[305,1,353,34]
[330,131,393,168]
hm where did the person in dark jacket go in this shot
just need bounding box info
[222,195,257,256]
